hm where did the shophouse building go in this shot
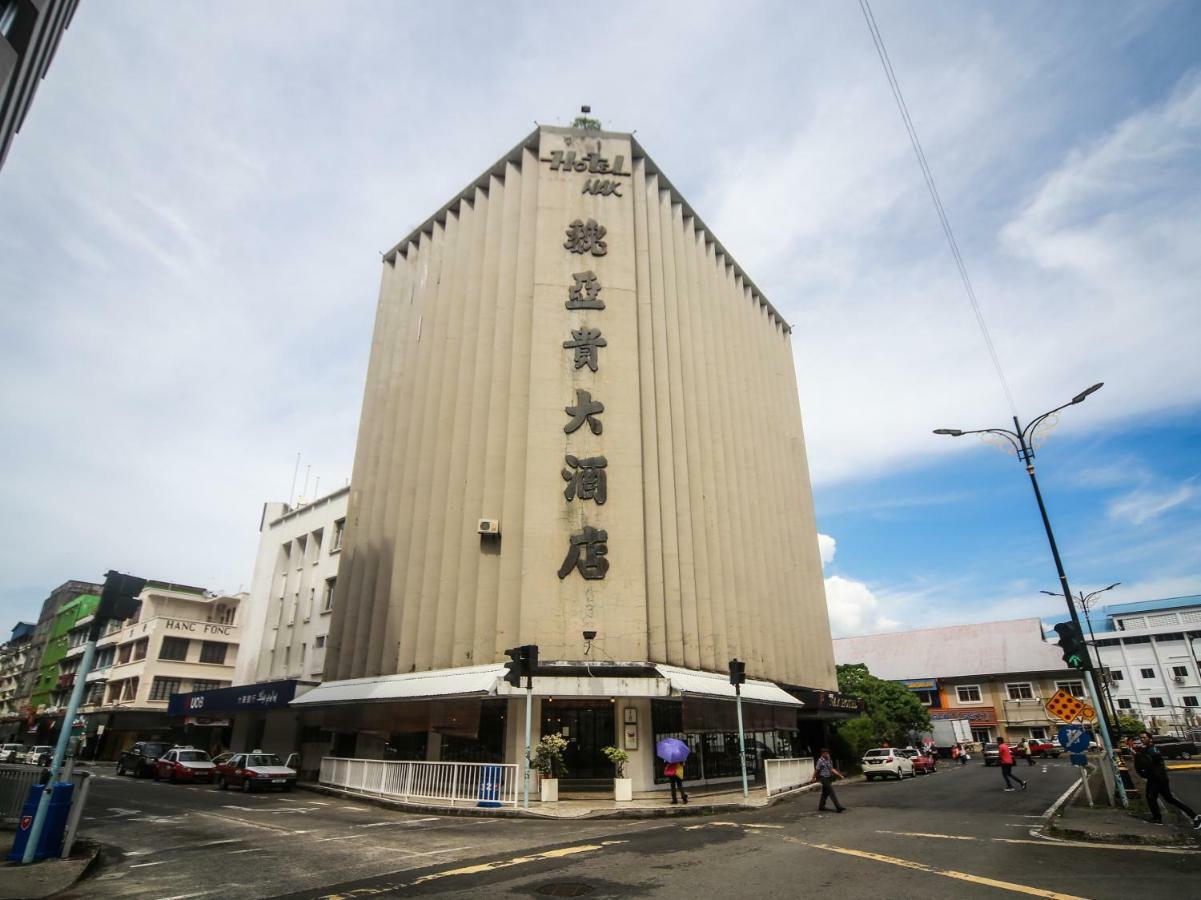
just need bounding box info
[168,488,349,769]
[835,618,1093,744]
[0,621,34,741]
[1064,595,1201,734]
[13,579,100,731]
[77,581,242,758]
[294,123,853,795]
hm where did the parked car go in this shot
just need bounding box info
[1151,735,1196,760]
[24,745,52,766]
[981,742,1000,766]
[0,743,25,763]
[154,747,217,783]
[116,741,172,777]
[899,748,937,774]
[215,751,297,792]
[861,748,915,781]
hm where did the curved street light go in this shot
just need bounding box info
[934,383,1128,807]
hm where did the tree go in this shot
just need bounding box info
[1115,715,1145,736]
[833,663,932,751]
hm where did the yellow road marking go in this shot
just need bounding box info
[995,837,1199,855]
[789,839,1090,899]
[744,823,784,829]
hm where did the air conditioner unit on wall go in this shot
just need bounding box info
[1173,676,1185,684]
[478,519,500,536]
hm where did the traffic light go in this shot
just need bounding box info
[503,645,539,688]
[1053,621,1087,670]
[96,570,146,624]
[729,658,746,686]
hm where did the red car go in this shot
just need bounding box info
[1026,740,1061,758]
[899,748,937,774]
[153,747,217,783]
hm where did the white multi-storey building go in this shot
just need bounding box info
[1083,595,1201,733]
[236,486,348,686]
[0,622,35,740]
[78,582,242,758]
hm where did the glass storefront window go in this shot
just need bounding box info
[651,699,801,784]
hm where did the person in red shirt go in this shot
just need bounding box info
[998,737,1028,791]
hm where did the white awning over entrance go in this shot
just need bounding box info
[653,664,804,708]
[290,663,506,707]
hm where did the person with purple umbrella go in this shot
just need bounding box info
[657,738,690,805]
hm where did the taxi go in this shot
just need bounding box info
[215,750,297,792]
[153,746,217,783]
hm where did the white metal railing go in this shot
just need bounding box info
[0,764,44,819]
[764,757,814,797]
[319,757,519,807]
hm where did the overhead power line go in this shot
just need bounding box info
[857,0,1019,418]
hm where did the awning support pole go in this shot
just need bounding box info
[736,684,748,798]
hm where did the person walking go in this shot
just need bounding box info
[664,760,688,805]
[959,742,970,766]
[950,744,960,765]
[1133,732,1201,828]
[811,748,846,813]
[1021,740,1035,767]
[997,737,1027,791]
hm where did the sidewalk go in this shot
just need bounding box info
[0,838,100,900]
[303,779,827,820]
[1048,802,1200,846]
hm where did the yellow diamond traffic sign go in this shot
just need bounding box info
[1044,689,1086,723]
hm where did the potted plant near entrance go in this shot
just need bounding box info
[532,734,568,802]
[603,746,632,801]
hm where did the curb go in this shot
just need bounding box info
[299,779,828,820]
[1033,776,1199,849]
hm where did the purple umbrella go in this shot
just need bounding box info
[656,738,690,763]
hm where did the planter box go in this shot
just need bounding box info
[614,777,632,802]
[540,777,558,803]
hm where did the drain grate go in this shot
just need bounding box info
[536,883,595,898]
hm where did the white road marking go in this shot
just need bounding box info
[157,891,220,900]
[316,834,360,842]
[402,845,474,857]
[230,848,264,855]
[198,839,242,847]
[341,806,366,811]
[355,816,440,829]
[129,860,167,868]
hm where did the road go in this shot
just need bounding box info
[67,760,1200,899]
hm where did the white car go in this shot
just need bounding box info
[24,745,52,766]
[0,743,25,763]
[861,747,915,781]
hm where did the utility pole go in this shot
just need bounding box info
[504,644,538,809]
[21,571,145,864]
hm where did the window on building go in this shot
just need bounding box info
[284,646,290,670]
[1029,727,1048,740]
[322,577,336,613]
[913,689,936,706]
[311,528,323,558]
[1171,665,1189,678]
[1140,668,1155,679]
[315,634,326,649]
[332,518,345,552]
[1110,669,1123,681]
[1123,636,1150,645]
[159,637,189,661]
[132,638,148,661]
[1007,683,1034,701]
[199,642,227,665]
[970,727,993,743]
[1117,698,1132,710]
[1055,681,1086,698]
[191,680,220,692]
[956,685,982,703]
[1182,696,1199,708]
[1095,638,1121,647]
[1155,632,1184,642]
[117,643,132,665]
[295,535,307,568]
[1148,697,1165,709]
[306,587,314,622]
[300,643,307,665]
[149,677,182,702]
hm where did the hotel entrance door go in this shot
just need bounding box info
[541,700,616,789]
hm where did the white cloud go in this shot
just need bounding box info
[824,575,900,638]
[817,534,837,567]
[1108,483,1197,525]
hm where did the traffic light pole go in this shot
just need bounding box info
[21,620,99,863]
[1017,419,1127,808]
[735,684,748,799]
[523,681,532,809]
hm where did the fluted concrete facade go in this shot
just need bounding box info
[326,126,835,690]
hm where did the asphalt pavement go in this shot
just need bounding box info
[64,759,1201,899]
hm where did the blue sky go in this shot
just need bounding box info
[0,1,1199,637]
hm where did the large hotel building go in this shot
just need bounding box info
[293,124,853,791]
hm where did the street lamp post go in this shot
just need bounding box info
[934,383,1128,808]
[1040,583,1121,727]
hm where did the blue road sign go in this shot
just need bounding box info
[1069,752,1089,767]
[1057,724,1090,753]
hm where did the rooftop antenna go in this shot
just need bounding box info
[288,452,301,509]
[313,476,320,499]
[300,464,311,506]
